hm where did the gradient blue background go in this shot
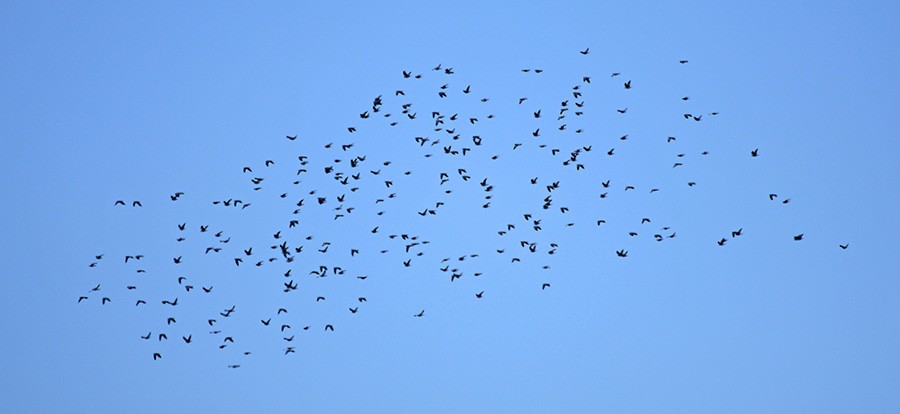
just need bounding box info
[2,1,899,412]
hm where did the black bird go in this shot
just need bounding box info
[624,80,631,89]
[794,234,804,241]
[751,148,759,157]
[414,310,425,317]
[839,244,849,249]
[541,283,551,290]
[580,47,589,55]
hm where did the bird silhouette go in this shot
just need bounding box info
[73,55,849,369]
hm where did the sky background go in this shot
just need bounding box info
[2,1,899,412]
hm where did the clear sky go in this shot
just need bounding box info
[2,1,899,412]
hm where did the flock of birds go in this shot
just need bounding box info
[78,49,848,368]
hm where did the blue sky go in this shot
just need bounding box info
[2,1,899,412]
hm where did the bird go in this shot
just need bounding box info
[794,234,804,241]
[72,55,848,370]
